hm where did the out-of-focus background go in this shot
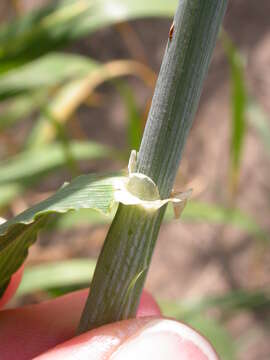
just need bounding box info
[0,1,269,359]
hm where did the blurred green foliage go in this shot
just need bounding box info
[0,1,269,357]
[222,31,247,196]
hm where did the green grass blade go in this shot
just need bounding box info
[180,201,266,241]
[0,91,48,129]
[0,53,96,100]
[25,59,154,148]
[16,259,96,297]
[222,32,247,194]
[0,0,177,72]
[0,140,113,185]
[47,208,113,229]
[0,184,24,209]
[0,172,123,293]
[159,289,270,319]
[247,99,270,156]
[0,140,115,208]
[117,83,143,152]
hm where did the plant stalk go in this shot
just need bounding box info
[78,0,228,333]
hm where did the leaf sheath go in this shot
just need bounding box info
[78,0,228,333]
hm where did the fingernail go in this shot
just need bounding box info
[111,319,218,360]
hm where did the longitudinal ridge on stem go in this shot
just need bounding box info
[78,0,228,334]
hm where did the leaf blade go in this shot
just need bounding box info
[0,173,123,292]
[0,0,177,72]
[17,259,96,297]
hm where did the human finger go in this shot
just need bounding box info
[0,289,160,360]
[35,317,218,360]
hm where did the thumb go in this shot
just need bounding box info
[35,317,218,360]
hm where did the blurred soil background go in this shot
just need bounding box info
[0,1,270,359]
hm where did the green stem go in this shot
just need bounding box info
[78,0,228,333]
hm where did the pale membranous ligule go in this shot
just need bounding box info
[114,150,192,215]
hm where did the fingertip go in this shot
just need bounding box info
[0,265,24,309]
[137,290,161,317]
[112,319,219,360]
[34,317,152,359]
[0,288,160,359]
[35,318,218,360]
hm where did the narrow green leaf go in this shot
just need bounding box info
[0,162,190,296]
[247,99,270,156]
[191,289,270,315]
[0,183,24,209]
[0,91,48,129]
[0,0,177,71]
[159,289,270,320]
[0,141,112,185]
[117,83,143,152]
[25,77,94,148]
[47,208,114,229]
[0,173,123,293]
[0,53,96,100]
[180,201,266,241]
[222,32,247,193]
[16,259,96,297]
[0,141,115,208]
[26,59,154,148]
